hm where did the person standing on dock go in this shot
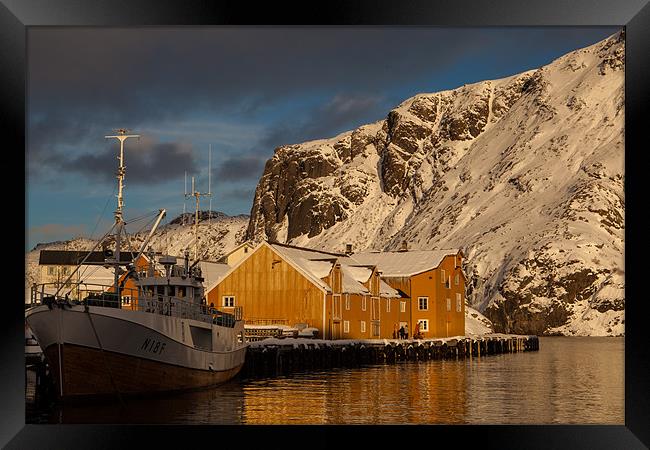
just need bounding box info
[399,325,405,339]
[404,324,409,339]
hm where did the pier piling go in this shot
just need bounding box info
[205,334,535,380]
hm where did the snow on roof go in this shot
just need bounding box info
[302,259,334,278]
[351,249,461,277]
[346,266,372,283]
[270,243,401,297]
[379,279,400,298]
[199,261,231,286]
[340,265,370,294]
[269,244,332,292]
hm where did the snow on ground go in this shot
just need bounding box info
[465,304,494,335]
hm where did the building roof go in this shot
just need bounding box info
[350,249,462,277]
[39,250,134,266]
[271,243,400,298]
[269,243,333,292]
[199,261,232,287]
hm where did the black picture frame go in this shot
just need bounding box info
[3,0,649,448]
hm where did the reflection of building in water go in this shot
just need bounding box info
[240,361,468,424]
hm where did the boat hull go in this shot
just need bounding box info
[44,343,243,398]
[26,304,247,399]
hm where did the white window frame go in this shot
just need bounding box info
[386,298,391,313]
[361,321,366,333]
[343,320,350,333]
[418,296,428,311]
[456,293,462,312]
[455,273,460,285]
[441,269,446,283]
[345,294,350,311]
[417,319,429,331]
[400,301,406,313]
[223,295,235,307]
[362,296,367,311]
[446,298,451,312]
[47,266,56,276]
[122,295,131,305]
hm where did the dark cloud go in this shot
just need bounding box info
[259,93,386,149]
[41,136,199,185]
[215,155,266,182]
[213,92,386,182]
[221,187,256,202]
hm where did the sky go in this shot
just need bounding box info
[26,26,619,251]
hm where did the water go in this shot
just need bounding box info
[26,337,624,424]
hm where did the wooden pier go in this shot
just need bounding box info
[239,334,539,379]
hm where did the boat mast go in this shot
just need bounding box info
[105,129,140,299]
[185,148,212,262]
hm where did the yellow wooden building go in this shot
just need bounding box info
[206,242,404,340]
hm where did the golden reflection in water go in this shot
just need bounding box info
[29,337,624,424]
[240,360,469,424]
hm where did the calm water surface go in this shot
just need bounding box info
[26,337,623,424]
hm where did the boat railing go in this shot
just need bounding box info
[28,282,239,327]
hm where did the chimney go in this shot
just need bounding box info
[399,241,408,252]
[345,243,353,255]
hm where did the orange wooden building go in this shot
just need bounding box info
[206,242,404,340]
[352,248,466,338]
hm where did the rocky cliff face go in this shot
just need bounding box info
[246,31,625,336]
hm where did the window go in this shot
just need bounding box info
[386,298,391,313]
[441,269,446,283]
[244,247,248,253]
[122,296,131,305]
[223,296,235,307]
[446,276,451,289]
[400,301,406,313]
[456,293,462,312]
[360,321,366,333]
[446,298,451,311]
[345,294,350,310]
[47,266,55,276]
[343,321,350,333]
[418,297,428,311]
[362,296,367,311]
[417,319,429,331]
[178,286,186,298]
[62,266,69,275]
[455,273,460,285]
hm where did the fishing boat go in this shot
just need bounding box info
[25,129,247,399]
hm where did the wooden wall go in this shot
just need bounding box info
[208,245,327,334]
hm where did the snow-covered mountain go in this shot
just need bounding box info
[246,32,625,336]
[25,211,249,299]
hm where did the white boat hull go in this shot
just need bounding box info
[25,304,247,398]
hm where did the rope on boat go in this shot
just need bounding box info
[85,305,125,406]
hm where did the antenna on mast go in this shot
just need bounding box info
[185,166,211,262]
[104,128,140,299]
[208,144,212,226]
[183,171,187,226]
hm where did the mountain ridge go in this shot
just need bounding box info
[245,31,625,336]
